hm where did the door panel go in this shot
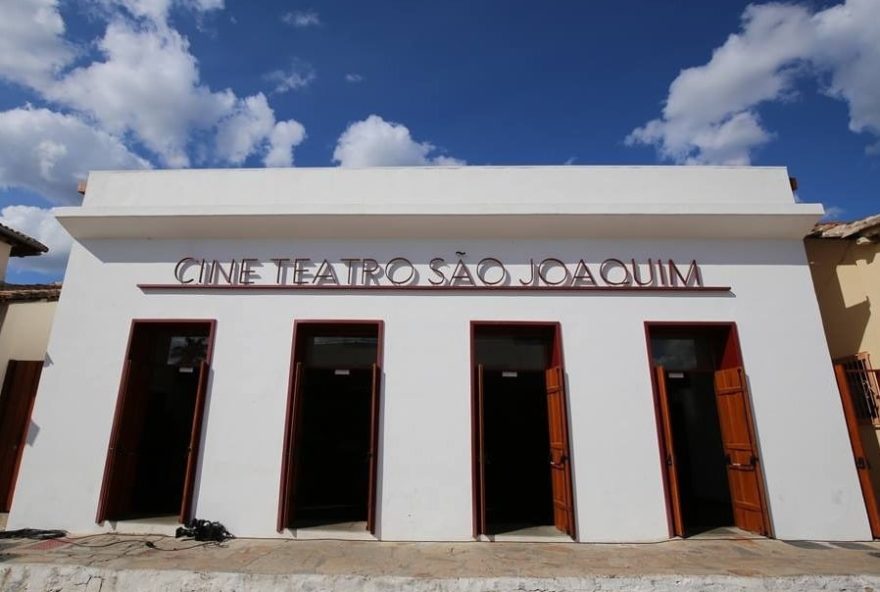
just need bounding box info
[366,363,381,533]
[98,359,150,521]
[653,365,684,537]
[713,367,770,536]
[545,365,575,537]
[179,360,210,523]
[834,364,880,538]
[278,361,304,531]
[0,360,43,512]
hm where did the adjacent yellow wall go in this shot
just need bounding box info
[0,301,57,388]
[0,243,11,281]
[806,238,880,362]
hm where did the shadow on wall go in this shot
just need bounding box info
[805,238,871,360]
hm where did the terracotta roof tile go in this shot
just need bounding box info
[807,213,880,240]
[0,283,61,303]
[0,222,48,257]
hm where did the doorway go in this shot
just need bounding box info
[471,323,575,539]
[647,323,770,537]
[97,320,214,524]
[278,322,382,533]
[833,356,880,538]
[0,360,43,512]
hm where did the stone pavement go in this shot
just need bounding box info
[0,533,879,591]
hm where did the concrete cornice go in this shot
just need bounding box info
[54,203,823,240]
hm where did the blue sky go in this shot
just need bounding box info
[1,0,878,283]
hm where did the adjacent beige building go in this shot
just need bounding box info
[806,213,880,538]
[0,224,61,388]
[0,222,61,512]
[806,214,880,364]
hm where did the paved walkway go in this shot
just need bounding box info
[1,534,879,591]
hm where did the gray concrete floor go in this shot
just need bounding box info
[0,533,878,579]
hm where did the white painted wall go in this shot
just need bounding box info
[8,236,870,542]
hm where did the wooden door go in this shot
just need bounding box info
[178,360,210,523]
[278,361,304,531]
[653,365,684,536]
[834,364,880,538]
[474,364,487,535]
[714,367,770,536]
[545,365,575,536]
[97,358,150,522]
[366,363,381,532]
[0,360,43,512]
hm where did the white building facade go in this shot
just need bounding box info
[8,166,872,542]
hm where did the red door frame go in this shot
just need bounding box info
[96,318,217,524]
[643,321,772,538]
[469,321,576,539]
[277,319,385,533]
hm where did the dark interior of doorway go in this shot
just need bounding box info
[109,322,210,521]
[292,367,373,527]
[664,370,733,535]
[483,369,553,532]
[475,326,558,536]
[651,329,734,536]
[287,326,379,530]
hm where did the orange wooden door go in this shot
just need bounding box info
[366,363,381,532]
[545,365,575,537]
[178,360,210,523]
[278,361,304,531]
[0,360,43,512]
[653,365,684,537]
[713,367,770,536]
[834,364,880,538]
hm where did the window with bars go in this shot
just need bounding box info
[840,353,880,426]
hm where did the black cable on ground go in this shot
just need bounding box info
[0,528,67,540]
[145,540,222,551]
[62,537,162,549]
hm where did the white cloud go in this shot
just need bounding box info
[812,0,880,140]
[0,0,74,89]
[213,93,274,165]
[333,115,464,167]
[186,0,224,12]
[822,205,846,220]
[95,0,224,24]
[0,205,72,277]
[345,73,364,83]
[282,10,320,28]
[35,14,305,168]
[0,106,149,205]
[627,0,880,164]
[265,62,315,94]
[684,111,773,166]
[0,0,306,223]
[265,120,307,167]
[47,19,235,167]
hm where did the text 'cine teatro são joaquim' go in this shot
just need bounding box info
[7,165,873,542]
